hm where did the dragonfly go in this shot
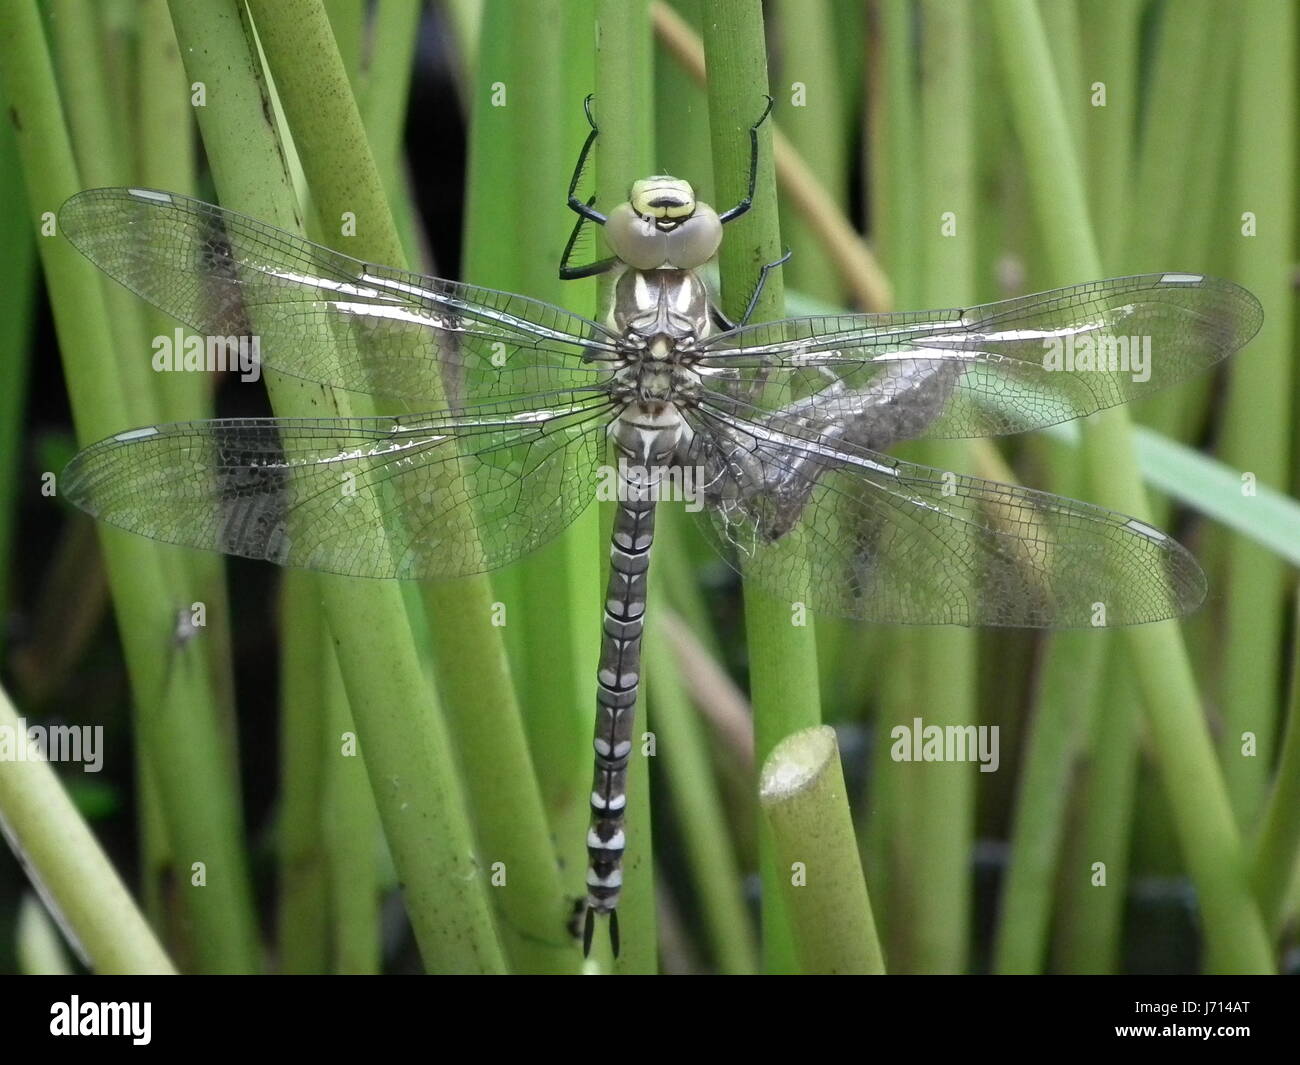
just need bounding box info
[57,98,1261,959]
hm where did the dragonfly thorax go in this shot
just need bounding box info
[610,267,712,343]
[609,267,711,407]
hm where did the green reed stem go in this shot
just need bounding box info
[1045,0,1142,975]
[862,0,916,966]
[1234,0,1299,931]
[987,0,1273,974]
[1218,0,1295,830]
[321,625,383,973]
[701,0,822,976]
[277,571,330,973]
[170,0,506,971]
[1253,592,1300,930]
[1,0,261,973]
[0,108,33,643]
[901,0,977,974]
[760,726,884,974]
[0,684,175,973]
[456,0,603,974]
[647,610,758,973]
[771,0,846,305]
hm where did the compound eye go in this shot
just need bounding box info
[605,202,669,269]
[664,204,722,269]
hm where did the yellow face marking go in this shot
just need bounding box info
[629,176,696,222]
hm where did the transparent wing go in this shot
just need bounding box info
[59,187,620,409]
[679,404,1204,627]
[62,396,615,579]
[697,274,1262,444]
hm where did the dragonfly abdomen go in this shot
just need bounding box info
[584,418,678,955]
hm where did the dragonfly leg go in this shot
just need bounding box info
[559,195,619,280]
[710,248,792,331]
[717,94,774,225]
[566,94,608,226]
[737,248,793,326]
[710,304,736,332]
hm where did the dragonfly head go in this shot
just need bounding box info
[629,175,698,225]
[605,175,723,271]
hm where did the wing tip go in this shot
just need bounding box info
[1154,271,1265,349]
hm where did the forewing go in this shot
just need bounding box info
[697,274,1262,445]
[680,405,1204,627]
[62,397,614,579]
[59,187,619,409]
